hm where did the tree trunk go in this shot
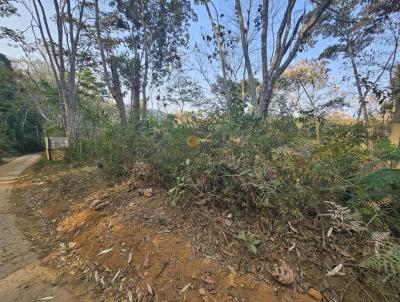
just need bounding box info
[94,0,127,124]
[257,0,332,118]
[141,48,149,118]
[109,57,127,124]
[346,38,369,123]
[32,0,86,144]
[390,98,400,146]
[257,83,273,117]
[235,0,257,106]
[131,54,141,122]
[141,0,148,118]
[259,0,269,116]
[142,84,147,117]
[67,63,78,142]
[204,0,231,104]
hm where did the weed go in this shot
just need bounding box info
[237,231,261,256]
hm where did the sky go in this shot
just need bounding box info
[0,0,396,115]
[0,0,338,71]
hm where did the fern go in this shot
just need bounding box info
[272,146,299,158]
[359,169,400,190]
[368,196,393,211]
[371,231,391,242]
[375,140,400,162]
[361,242,400,277]
[291,137,319,149]
[320,201,365,232]
[237,231,261,255]
[272,138,319,160]
[371,231,391,255]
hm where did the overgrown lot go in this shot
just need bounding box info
[58,116,400,301]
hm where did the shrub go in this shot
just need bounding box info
[64,116,399,224]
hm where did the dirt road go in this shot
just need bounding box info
[0,155,89,302]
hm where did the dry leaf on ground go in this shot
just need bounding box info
[98,248,113,255]
[326,264,344,277]
[179,283,192,295]
[272,266,295,285]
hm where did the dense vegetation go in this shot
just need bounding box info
[1,0,400,299]
[66,115,399,228]
[0,53,43,154]
[65,108,400,298]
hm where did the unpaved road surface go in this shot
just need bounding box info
[0,155,89,302]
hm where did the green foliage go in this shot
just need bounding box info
[53,83,400,300]
[237,231,261,256]
[169,175,191,207]
[0,53,44,153]
[375,140,400,163]
[0,0,22,42]
[163,72,205,113]
[360,240,400,300]
[65,117,376,221]
[361,242,400,277]
[76,68,118,138]
[360,169,400,190]
[347,140,400,234]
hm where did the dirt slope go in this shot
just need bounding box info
[0,155,92,301]
[9,162,383,301]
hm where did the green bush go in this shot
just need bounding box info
[64,116,388,221]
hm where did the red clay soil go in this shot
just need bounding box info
[10,164,385,302]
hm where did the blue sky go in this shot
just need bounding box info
[185,1,356,110]
[188,1,347,86]
[0,0,340,73]
[0,0,395,114]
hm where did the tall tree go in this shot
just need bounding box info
[390,65,400,146]
[256,0,333,117]
[15,57,62,127]
[235,0,257,106]
[25,0,87,143]
[94,0,127,124]
[282,59,329,114]
[280,59,348,139]
[163,72,205,115]
[0,53,44,153]
[111,0,195,122]
[196,0,246,112]
[0,0,23,42]
[201,0,230,103]
[318,0,399,122]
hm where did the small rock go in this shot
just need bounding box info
[227,271,237,288]
[224,219,233,227]
[90,199,110,210]
[143,188,154,198]
[201,275,215,284]
[198,288,207,296]
[68,242,76,249]
[127,184,137,192]
[249,264,257,274]
[308,288,322,301]
[90,199,100,206]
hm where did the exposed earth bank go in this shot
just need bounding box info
[0,155,92,301]
[6,157,384,301]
